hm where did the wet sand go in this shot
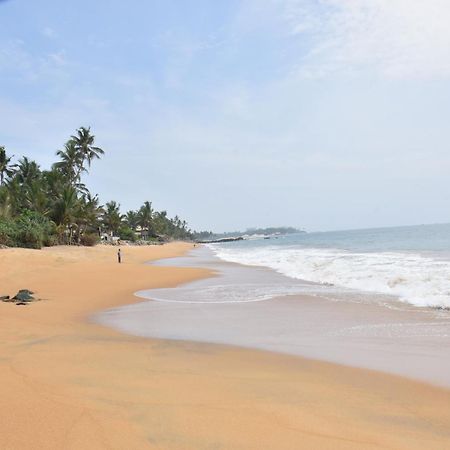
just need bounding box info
[99,247,450,387]
[1,244,450,449]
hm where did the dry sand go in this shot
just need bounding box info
[0,243,449,449]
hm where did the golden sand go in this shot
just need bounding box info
[0,243,449,449]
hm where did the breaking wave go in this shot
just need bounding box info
[210,245,450,309]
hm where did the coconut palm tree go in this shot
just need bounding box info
[0,146,15,185]
[138,201,154,238]
[153,210,168,235]
[125,210,139,230]
[24,179,50,216]
[102,201,123,235]
[71,126,104,170]
[54,140,85,184]
[4,176,23,215]
[43,169,67,198]
[0,126,196,248]
[74,193,103,241]
[51,186,79,244]
[15,157,40,185]
[0,186,12,218]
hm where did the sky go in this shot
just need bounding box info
[1,0,450,232]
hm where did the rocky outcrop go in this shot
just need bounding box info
[196,236,244,244]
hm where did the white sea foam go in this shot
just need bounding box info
[136,284,295,304]
[210,245,450,309]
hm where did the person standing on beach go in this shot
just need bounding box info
[117,248,122,264]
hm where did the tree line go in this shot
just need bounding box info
[0,127,193,248]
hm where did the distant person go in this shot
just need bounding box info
[117,248,122,264]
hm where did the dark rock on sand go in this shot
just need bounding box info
[12,290,35,302]
[1,289,37,304]
[18,289,34,295]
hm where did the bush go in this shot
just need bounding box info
[43,233,59,247]
[15,210,56,249]
[16,225,43,249]
[118,225,136,242]
[0,218,17,247]
[80,233,99,246]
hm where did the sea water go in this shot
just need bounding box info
[96,224,450,387]
[211,223,450,309]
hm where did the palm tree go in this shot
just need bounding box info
[0,146,15,185]
[75,193,103,241]
[24,179,50,216]
[0,186,12,218]
[153,210,165,234]
[102,201,123,235]
[80,193,102,226]
[138,201,154,238]
[15,157,40,185]
[125,210,139,230]
[71,126,104,170]
[43,169,67,197]
[51,186,79,244]
[0,128,195,247]
[4,176,23,215]
[54,140,85,184]
[173,215,181,229]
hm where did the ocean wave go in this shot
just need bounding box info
[209,245,450,309]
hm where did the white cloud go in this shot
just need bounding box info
[279,0,450,79]
[0,39,32,72]
[42,27,57,39]
[0,39,70,81]
[47,50,67,66]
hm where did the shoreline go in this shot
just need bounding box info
[1,244,450,449]
[101,246,450,388]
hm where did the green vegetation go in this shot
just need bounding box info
[0,127,193,249]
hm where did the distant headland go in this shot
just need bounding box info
[195,227,304,244]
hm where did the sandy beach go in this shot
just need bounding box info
[1,243,450,450]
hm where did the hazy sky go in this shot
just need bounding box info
[1,0,450,232]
